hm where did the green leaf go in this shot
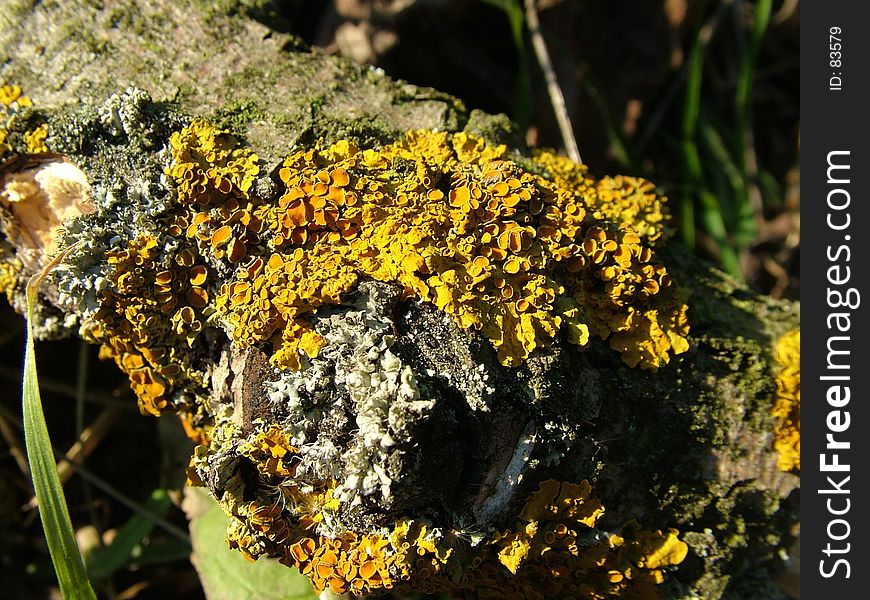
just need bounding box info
[23,244,97,600]
[86,488,178,580]
[125,538,194,568]
[185,487,318,600]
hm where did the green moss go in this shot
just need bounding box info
[463,108,524,149]
[211,100,267,136]
[299,113,397,149]
[222,65,276,97]
[188,0,277,24]
[306,95,325,118]
[62,25,111,56]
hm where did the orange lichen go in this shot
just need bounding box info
[534,150,668,244]
[1,85,51,160]
[81,235,210,416]
[771,329,800,471]
[188,405,689,597]
[77,119,692,596]
[165,117,259,205]
[214,461,688,598]
[163,124,689,370]
[216,426,685,595]
[240,426,299,477]
[1,85,32,159]
[76,122,262,419]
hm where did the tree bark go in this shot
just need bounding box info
[1,2,799,599]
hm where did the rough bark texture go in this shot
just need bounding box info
[1,2,799,599]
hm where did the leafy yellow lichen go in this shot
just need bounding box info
[0,85,30,108]
[0,254,21,302]
[282,482,688,599]
[481,479,687,598]
[24,123,48,154]
[82,235,210,416]
[162,122,689,371]
[1,84,31,159]
[239,425,299,477]
[166,117,259,204]
[207,427,687,598]
[771,329,800,471]
[534,150,668,244]
[82,119,692,596]
[635,528,690,570]
[1,85,49,160]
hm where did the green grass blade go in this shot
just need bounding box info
[681,3,706,145]
[733,0,772,235]
[698,188,742,277]
[699,117,747,213]
[580,73,635,170]
[735,0,772,145]
[506,1,533,132]
[699,114,757,249]
[479,0,532,131]
[23,244,97,600]
[678,1,742,279]
[678,1,708,250]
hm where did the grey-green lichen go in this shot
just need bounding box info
[263,281,439,507]
[50,89,188,329]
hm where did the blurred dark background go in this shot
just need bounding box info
[276,0,799,299]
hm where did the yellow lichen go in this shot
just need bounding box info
[240,426,299,477]
[771,329,800,471]
[80,121,261,419]
[211,431,688,600]
[82,235,210,416]
[162,123,689,371]
[480,479,687,599]
[77,119,692,596]
[1,85,31,158]
[1,85,49,160]
[165,117,259,204]
[24,123,49,154]
[0,85,30,108]
[534,150,668,244]
[0,253,21,302]
[0,86,79,291]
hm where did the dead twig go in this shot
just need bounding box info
[0,406,30,479]
[23,405,122,509]
[523,0,581,163]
